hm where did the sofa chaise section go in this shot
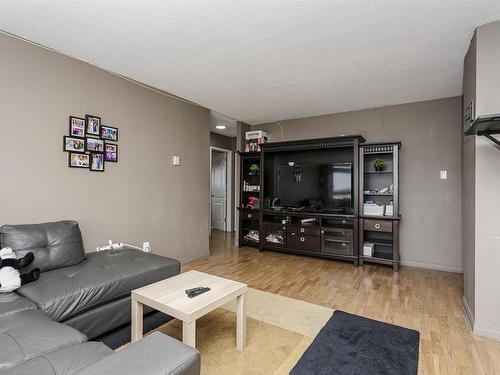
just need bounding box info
[0,309,87,370]
[76,332,200,375]
[1,333,200,375]
[0,220,198,374]
[16,248,180,337]
[0,293,36,317]
[1,342,112,375]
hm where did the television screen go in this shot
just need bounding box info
[277,162,352,212]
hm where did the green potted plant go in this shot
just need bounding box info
[249,164,260,175]
[373,159,385,171]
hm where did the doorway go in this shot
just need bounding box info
[210,147,232,233]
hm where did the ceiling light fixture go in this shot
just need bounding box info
[216,125,226,129]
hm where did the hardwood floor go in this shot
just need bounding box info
[184,230,500,375]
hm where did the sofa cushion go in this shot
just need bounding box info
[0,292,37,317]
[0,221,86,272]
[16,248,180,322]
[0,342,112,375]
[76,332,200,375]
[0,309,87,370]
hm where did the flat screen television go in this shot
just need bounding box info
[277,162,353,213]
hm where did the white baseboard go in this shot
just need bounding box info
[400,260,462,273]
[474,324,500,342]
[179,252,210,264]
[462,297,500,342]
[462,296,475,330]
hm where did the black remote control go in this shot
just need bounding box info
[187,287,210,298]
[185,287,205,294]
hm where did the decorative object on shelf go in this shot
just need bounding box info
[63,136,85,153]
[243,181,260,192]
[249,163,260,175]
[265,230,284,244]
[104,143,118,162]
[363,203,385,216]
[293,166,302,183]
[247,196,259,209]
[90,152,105,172]
[363,242,374,257]
[385,203,394,216]
[245,130,270,152]
[64,114,119,171]
[379,184,393,194]
[68,153,90,168]
[244,229,259,242]
[101,125,118,141]
[373,158,385,171]
[85,114,101,136]
[69,116,86,137]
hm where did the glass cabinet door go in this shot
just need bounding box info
[321,228,353,255]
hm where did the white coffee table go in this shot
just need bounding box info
[131,270,248,350]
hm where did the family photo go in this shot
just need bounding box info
[101,125,118,141]
[85,114,101,135]
[65,114,118,172]
[63,136,85,152]
[91,153,104,171]
[69,116,85,137]
[105,143,118,162]
[69,153,90,168]
[86,137,104,152]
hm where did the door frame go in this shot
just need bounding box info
[209,146,232,234]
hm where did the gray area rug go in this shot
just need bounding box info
[291,310,420,375]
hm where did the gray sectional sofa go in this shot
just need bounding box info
[0,220,200,375]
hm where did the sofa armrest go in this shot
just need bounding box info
[77,332,200,375]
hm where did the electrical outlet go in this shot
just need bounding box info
[142,241,151,252]
[440,170,447,180]
[172,156,181,166]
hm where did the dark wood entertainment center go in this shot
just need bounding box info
[238,136,401,271]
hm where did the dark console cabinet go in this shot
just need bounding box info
[256,136,364,266]
[237,136,401,270]
[321,227,354,256]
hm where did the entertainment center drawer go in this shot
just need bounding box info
[286,224,321,236]
[364,219,392,233]
[242,211,259,221]
[287,233,321,252]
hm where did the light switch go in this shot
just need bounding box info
[172,156,181,166]
[440,170,447,180]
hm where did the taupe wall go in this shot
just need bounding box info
[0,33,210,262]
[252,97,463,272]
[210,132,236,151]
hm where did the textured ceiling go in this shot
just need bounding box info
[2,1,500,124]
[210,111,237,137]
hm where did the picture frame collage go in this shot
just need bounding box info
[64,115,119,172]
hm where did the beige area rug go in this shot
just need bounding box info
[153,288,333,375]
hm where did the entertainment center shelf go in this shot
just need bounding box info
[237,136,401,271]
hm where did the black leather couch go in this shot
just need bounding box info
[0,220,200,375]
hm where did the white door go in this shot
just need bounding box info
[211,150,227,231]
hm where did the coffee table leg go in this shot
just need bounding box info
[183,320,196,347]
[131,298,143,343]
[236,292,247,351]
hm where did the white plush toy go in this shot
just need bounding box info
[0,247,40,293]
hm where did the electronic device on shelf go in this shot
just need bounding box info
[276,162,353,213]
[185,287,211,298]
